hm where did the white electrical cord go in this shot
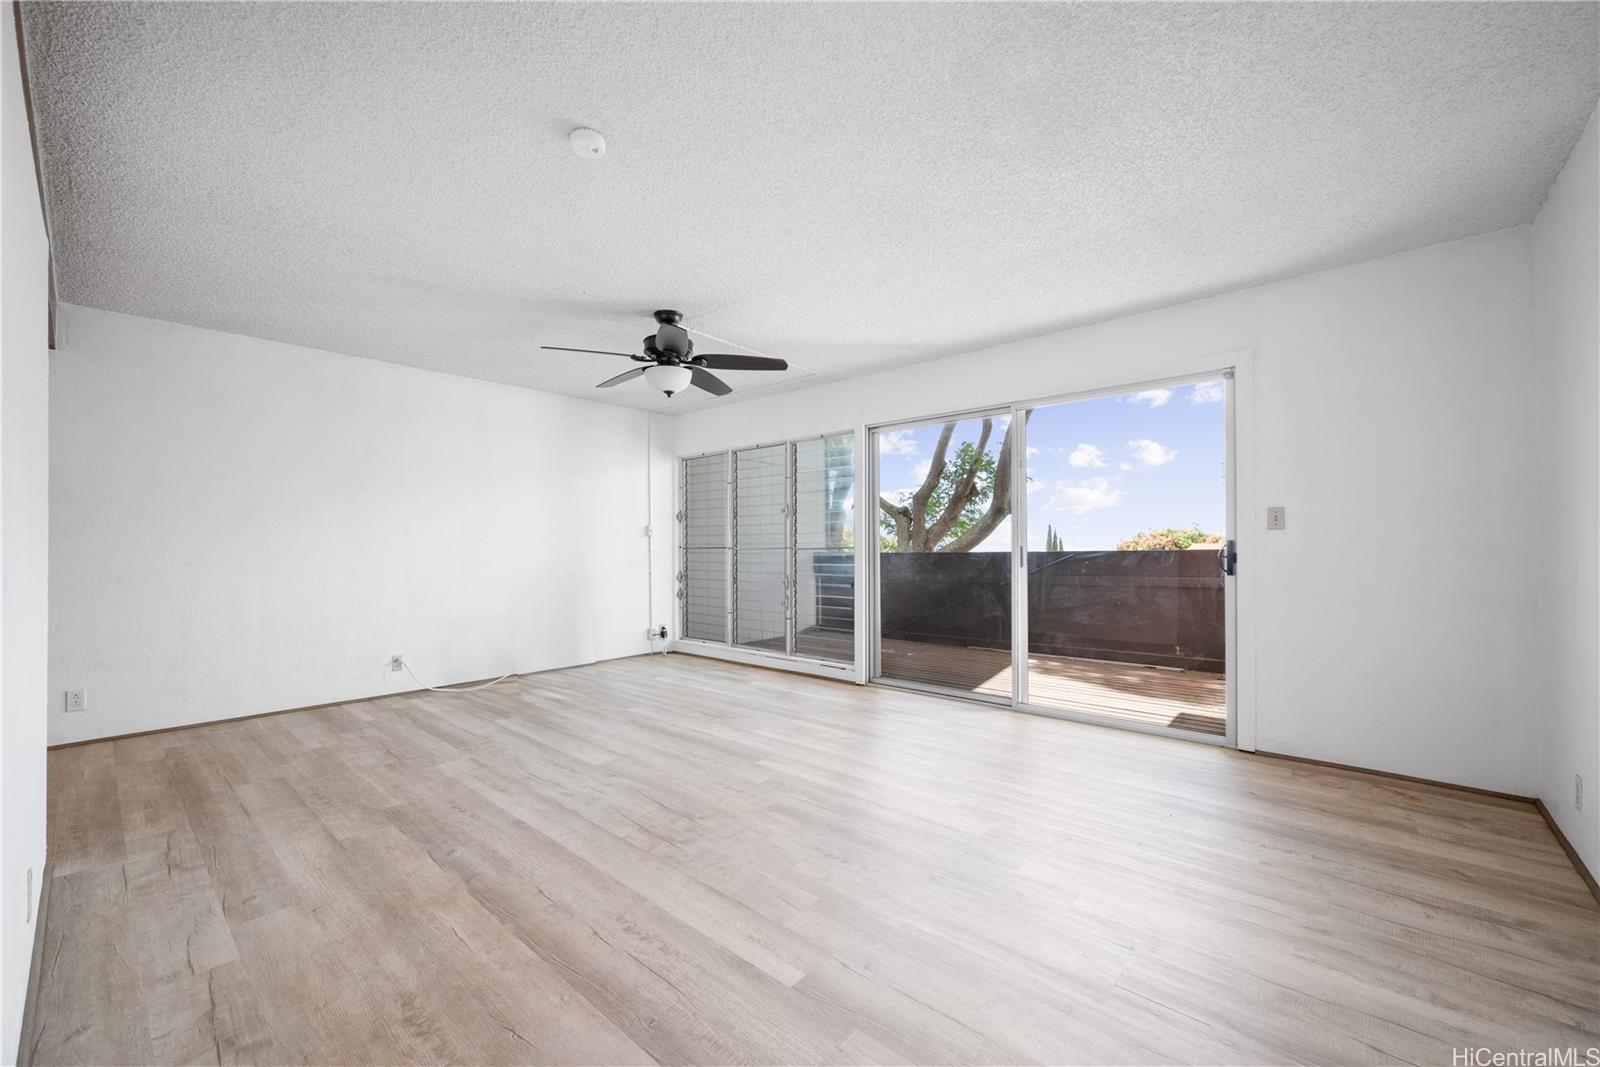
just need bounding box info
[686,323,782,362]
[401,659,515,693]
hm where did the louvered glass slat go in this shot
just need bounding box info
[734,445,789,651]
[682,454,729,642]
[794,433,855,663]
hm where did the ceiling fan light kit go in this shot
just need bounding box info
[542,309,789,399]
[643,364,693,397]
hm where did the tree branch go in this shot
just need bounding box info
[939,413,1027,552]
[925,418,992,546]
[909,423,955,550]
[878,496,912,551]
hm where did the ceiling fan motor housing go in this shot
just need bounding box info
[653,324,692,359]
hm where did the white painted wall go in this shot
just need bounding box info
[675,228,1541,796]
[1532,106,1599,878]
[49,305,675,746]
[646,411,677,654]
[1,9,51,1058]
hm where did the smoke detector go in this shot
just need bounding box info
[569,127,606,158]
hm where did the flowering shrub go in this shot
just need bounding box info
[1116,526,1223,551]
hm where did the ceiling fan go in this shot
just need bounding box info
[542,310,788,398]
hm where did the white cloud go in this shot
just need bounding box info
[1046,477,1124,515]
[1026,446,1039,458]
[1127,438,1178,467]
[882,458,935,500]
[878,430,917,456]
[1189,379,1226,404]
[1068,442,1106,469]
[1127,388,1172,408]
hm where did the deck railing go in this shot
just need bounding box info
[811,550,1226,673]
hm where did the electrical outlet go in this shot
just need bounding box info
[1266,506,1287,531]
[390,655,404,673]
[1577,774,1584,812]
[64,689,87,713]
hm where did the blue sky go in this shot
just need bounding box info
[876,379,1227,551]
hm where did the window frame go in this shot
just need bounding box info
[676,430,857,678]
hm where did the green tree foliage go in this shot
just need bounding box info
[878,416,1025,552]
[1045,525,1064,552]
[878,441,995,547]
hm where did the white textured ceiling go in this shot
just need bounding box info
[23,2,1600,411]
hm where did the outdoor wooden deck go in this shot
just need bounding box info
[757,631,1227,736]
[880,640,1226,736]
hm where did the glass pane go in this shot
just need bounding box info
[794,433,855,663]
[681,453,729,642]
[876,414,1013,697]
[1022,378,1228,734]
[733,445,789,651]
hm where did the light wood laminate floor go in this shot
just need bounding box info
[29,654,1600,1066]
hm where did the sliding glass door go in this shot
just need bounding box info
[1015,375,1232,737]
[872,411,1015,699]
[868,374,1234,741]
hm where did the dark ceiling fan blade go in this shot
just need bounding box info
[596,367,647,389]
[541,346,638,358]
[694,353,789,372]
[689,367,733,396]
